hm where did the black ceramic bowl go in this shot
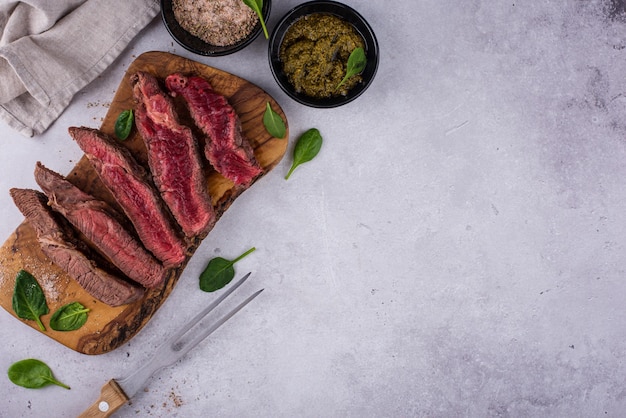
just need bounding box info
[161,0,271,56]
[268,0,379,108]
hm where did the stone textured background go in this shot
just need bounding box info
[2,0,626,416]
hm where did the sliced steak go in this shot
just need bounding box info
[34,162,167,289]
[165,73,262,186]
[131,71,215,238]
[68,126,186,268]
[9,188,144,307]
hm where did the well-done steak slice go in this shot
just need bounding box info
[131,71,215,238]
[165,73,262,186]
[9,188,144,307]
[68,126,186,268]
[34,162,167,289]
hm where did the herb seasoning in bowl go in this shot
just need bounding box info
[161,0,271,56]
[269,0,379,108]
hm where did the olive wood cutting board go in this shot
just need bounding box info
[0,51,289,355]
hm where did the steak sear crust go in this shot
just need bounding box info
[9,188,144,307]
[69,126,186,268]
[165,73,262,186]
[131,71,215,238]
[34,162,167,289]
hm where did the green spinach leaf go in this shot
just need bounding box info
[336,47,367,91]
[12,270,49,331]
[114,109,134,140]
[242,0,269,39]
[50,302,90,331]
[200,247,256,292]
[285,128,323,180]
[8,359,70,390]
[263,102,286,139]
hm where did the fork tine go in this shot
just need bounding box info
[174,288,264,358]
[167,272,252,345]
[114,272,261,399]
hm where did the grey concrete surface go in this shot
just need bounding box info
[2,1,626,416]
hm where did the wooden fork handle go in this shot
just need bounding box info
[77,379,129,417]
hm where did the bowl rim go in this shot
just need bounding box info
[161,0,271,57]
[268,0,379,108]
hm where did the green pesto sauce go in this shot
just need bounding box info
[279,13,365,99]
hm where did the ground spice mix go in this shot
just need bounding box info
[172,0,258,46]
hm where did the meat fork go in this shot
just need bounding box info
[78,272,262,417]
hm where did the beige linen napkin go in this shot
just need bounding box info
[0,0,160,137]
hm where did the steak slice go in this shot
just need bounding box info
[165,73,263,186]
[131,71,215,238]
[9,188,144,307]
[68,126,186,268]
[34,162,167,289]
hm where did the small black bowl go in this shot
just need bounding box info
[268,0,379,108]
[161,0,271,56]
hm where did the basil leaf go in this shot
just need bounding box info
[200,247,256,292]
[242,0,269,39]
[114,109,134,140]
[49,302,90,331]
[263,102,286,139]
[12,270,49,331]
[8,359,70,390]
[285,128,323,180]
[336,47,367,90]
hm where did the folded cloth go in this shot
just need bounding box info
[0,0,160,137]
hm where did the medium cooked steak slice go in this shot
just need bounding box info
[165,73,262,186]
[131,71,215,238]
[9,188,144,307]
[68,126,186,268]
[34,162,167,289]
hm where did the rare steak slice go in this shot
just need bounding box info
[9,188,144,307]
[131,71,215,238]
[68,126,186,268]
[165,73,263,186]
[34,162,167,289]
